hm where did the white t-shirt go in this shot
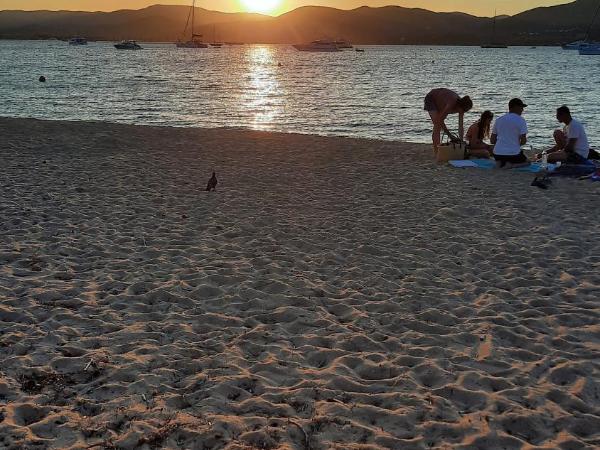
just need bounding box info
[565,119,589,159]
[492,113,528,156]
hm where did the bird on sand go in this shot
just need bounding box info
[206,172,218,191]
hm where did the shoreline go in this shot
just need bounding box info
[0,115,427,146]
[1,117,599,449]
[0,114,415,140]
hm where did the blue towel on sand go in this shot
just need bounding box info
[449,159,557,173]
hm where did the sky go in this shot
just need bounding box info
[0,1,571,17]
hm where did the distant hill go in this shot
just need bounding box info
[0,5,269,42]
[496,0,600,44]
[0,0,599,45]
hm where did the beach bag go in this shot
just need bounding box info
[436,141,467,164]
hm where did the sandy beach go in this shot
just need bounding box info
[1,117,599,449]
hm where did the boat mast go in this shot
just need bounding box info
[492,9,497,43]
[191,0,195,40]
[584,0,600,42]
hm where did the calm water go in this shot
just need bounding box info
[1,40,599,147]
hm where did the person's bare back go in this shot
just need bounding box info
[425,88,460,115]
[424,88,473,155]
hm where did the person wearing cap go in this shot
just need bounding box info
[543,106,595,163]
[490,98,530,169]
[423,88,473,154]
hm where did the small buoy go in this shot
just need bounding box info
[39,76,46,83]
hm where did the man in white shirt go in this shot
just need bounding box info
[491,98,530,169]
[546,106,591,163]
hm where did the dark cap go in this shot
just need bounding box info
[509,98,528,109]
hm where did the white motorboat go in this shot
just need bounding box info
[114,40,142,50]
[334,39,353,49]
[293,40,341,52]
[68,37,87,46]
[176,0,208,49]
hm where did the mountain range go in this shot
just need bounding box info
[0,0,599,45]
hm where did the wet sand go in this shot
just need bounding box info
[1,117,599,449]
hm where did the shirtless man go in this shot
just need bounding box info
[424,88,473,153]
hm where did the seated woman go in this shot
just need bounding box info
[465,110,494,158]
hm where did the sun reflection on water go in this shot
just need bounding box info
[241,46,283,131]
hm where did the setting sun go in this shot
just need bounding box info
[240,0,281,14]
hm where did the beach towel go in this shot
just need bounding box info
[449,159,557,173]
[448,160,478,168]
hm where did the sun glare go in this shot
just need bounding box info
[240,0,281,14]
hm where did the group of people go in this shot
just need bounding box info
[424,88,598,168]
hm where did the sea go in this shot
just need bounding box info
[1,40,599,148]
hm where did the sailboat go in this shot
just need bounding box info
[176,0,208,48]
[563,40,588,50]
[210,25,223,48]
[481,10,508,48]
[578,1,600,55]
[579,44,600,54]
[563,0,600,50]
